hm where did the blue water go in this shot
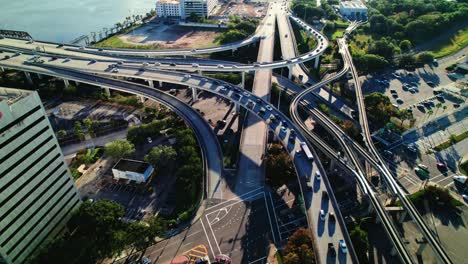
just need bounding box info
[0,0,155,42]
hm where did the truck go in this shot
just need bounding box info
[300,142,314,160]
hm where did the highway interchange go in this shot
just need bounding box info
[0,0,457,263]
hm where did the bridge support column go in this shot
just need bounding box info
[390,246,397,256]
[191,87,198,102]
[328,158,337,171]
[241,72,246,89]
[0,67,4,73]
[183,54,187,59]
[63,79,70,88]
[24,72,33,85]
[75,81,80,86]
[36,73,42,80]
[367,202,374,214]
[307,30,311,38]
[147,79,154,88]
[288,65,293,80]
[138,96,145,103]
[398,211,407,224]
[234,102,240,115]
[103,87,111,97]
[198,70,202,75]
[159,80,163,87]
[314,55,320,69]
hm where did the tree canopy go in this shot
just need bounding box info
[283,228,315,264]
[144,145,177,168]
[105,139,135,159]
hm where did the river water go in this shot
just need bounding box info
[0,0,155,42]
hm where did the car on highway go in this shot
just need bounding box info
[90,60,97,64]
[112,68,119,73]
[184,74,191,78]
[170,63,177,66]
[339,240,348,253]
[143,62,149,66]
[220,86,227,92]
[329,212,335,221]
[3,55,10,60]
[320,210,326,221]
[63,57,71,62]
[462,194,468,203]
[217,64,224,68]
[147,137,152,143]
[383,150,393,156]
[192,63,199,67]
[13,52,21,57]
[57,44,64,48]
[243,91,250,97]
[266,105,272,111]
[315,171,321,181]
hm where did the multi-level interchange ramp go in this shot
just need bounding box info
[0,2,453,263]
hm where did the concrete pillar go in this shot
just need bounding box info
[234,102,240,114]
[147,79,154,88]
[159,80,163,87]
[36,73,42,80]
[307,30,311,38]
[0,67,4,73]
[24,72,33,85]
[314,55,320,69]
[191,86,198,102]
[138,96,145,103]
[75,81,80,86]
[241,72,246,89]
[63,79,70,87]
[367,203,374,214]
[183,54,187,59]
[390,246,397,256]
[328,158,337,171]
[198,70,202,75]
[288,65,293,80]
[398,211,407,224]
[103,87,111,97]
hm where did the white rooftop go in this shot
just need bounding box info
[340,0,367,9]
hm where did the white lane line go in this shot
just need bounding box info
[263,192,277,244]
[445,182,454,188]
[186,230,201,238]
[200,219,216,258]
[205,215,222,255]
[268,192,282,241]
[280,217,306,228]
[205,187,264,211]
[205,192,263,218]
[249,256,267,264]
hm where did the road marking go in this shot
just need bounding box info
[205,187,264,211]
[205,214,222,255]
[263,192,277,244]
[186,230,201,238]
[268,192,282,241]
[200,219,216,258]
[248,256,267,264]
[205,192,263,219]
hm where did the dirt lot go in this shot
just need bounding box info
[119,24,222,49]
[215,0,267,17]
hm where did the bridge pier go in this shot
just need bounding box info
[198,70,202,75]
[138,95,145,103]
[367,202,374,214]
[234,102,240,114]
[24,72,33,85]
[241,72,246,89]
[63,79,70,88]
[0,67,4,73]
[314,55,320,69]
[190,87,198,102]
[398,211,407,224]
[75,81,80,86]
[390,246,397,256]
[159,80,163,87]
[183,54,187,59]
[147,79,154,88]
[103,87,111,97]
[328,158,337,171]
[288,65,293,80]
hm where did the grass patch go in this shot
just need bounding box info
[433,130,468,151]
[275,251,284,264]
[94,35,157,49]
[69,148,104,180]
[396,185,463,209]
[429,28,468,58]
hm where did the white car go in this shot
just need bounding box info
[217,64,224,68]
[418,164,428,170]
[315,171,321,181]
[147,137,152,143]
[142,62,149,66]
[320,210,326,221]
[184,74,191,78]
[192,63,199,67]
[243,91,250,97]
[266,105,272,111]
[154,62,161,66]
[339,240,347,253]
[112,68,119,73]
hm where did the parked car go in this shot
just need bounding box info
[320,210,326,221]
[328,243,336,256]
[339,240,348,253]
[436,162,447,170]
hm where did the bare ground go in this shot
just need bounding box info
[119,24,221,49]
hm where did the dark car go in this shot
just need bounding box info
[328,243,336,256]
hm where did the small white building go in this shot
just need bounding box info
[112,159,154,183]
[339,0,368,18]
[156,0,182,17]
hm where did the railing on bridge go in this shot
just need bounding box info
[0,29,32,40]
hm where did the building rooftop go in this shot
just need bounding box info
[113,159,151,173]
[157,0,180,4]
[340,0,367,9]
[0,87,32,105]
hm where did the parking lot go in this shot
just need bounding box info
[361,69,465,127]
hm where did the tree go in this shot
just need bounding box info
[74,121,84,139]
[188,12,199,22]
[57,130,67,138]
[416,52,435,65]
[283,228,315,264]
[398,54,416,68]
[105,139,135,159]
[83,118,93,133]
[342,120,360,139]
[399,39,412,52]
[353,54,389,73]
[144,145,177,168]
[265,143,295,186]
[368,39,396,59]
[350,225,369,261]
[63,84,77,97]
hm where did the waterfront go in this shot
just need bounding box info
[0,0,155,43]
